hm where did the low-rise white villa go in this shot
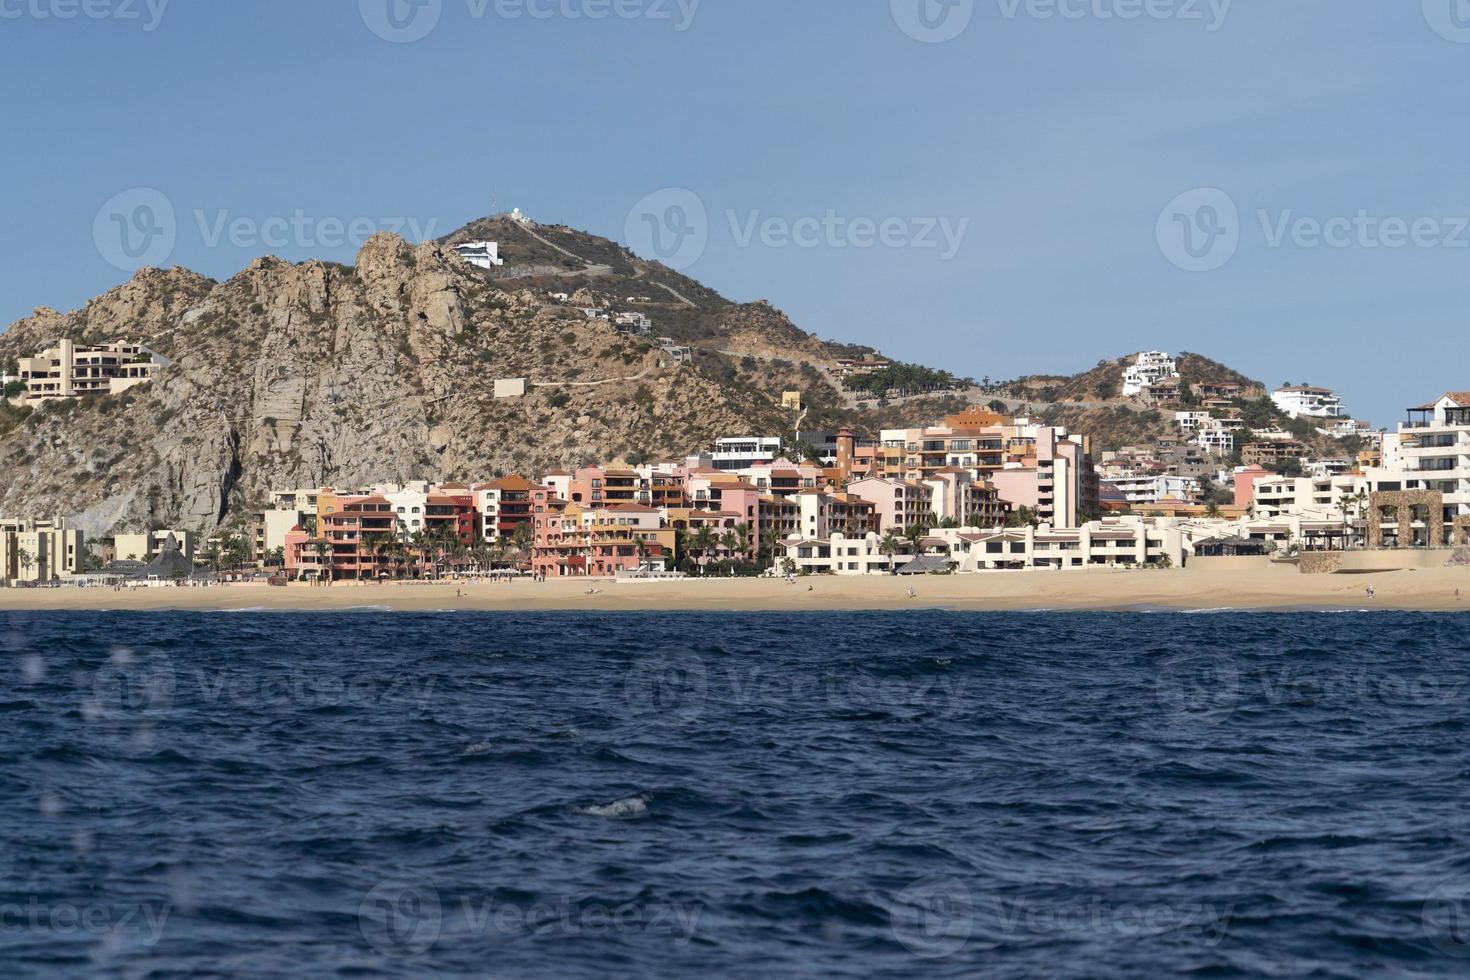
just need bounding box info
[1272,384,1343,419]
[1123,351,1179,398]
[452,241,505,269]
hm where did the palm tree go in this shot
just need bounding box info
[312,539,331,583]
[904,522,928,556]
[690,525,718,576]
[364,532,393,579]
[1337,491,1357,550]
[1205,500,1222,519]
[1353,489,1370,548]
[720,530,742,572]
[14,546,33,582]
[735,523,753,559]
[510,523,534,570]
[1006,506,1040,529]
[879,530,903,575]
[408,528,429,578]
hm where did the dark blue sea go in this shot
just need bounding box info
[4,611,1470,978]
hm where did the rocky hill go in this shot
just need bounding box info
[1008,352,1360,457]
[0,217,954,537]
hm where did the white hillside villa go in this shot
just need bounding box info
[1272,384,1343,419]
[452,241,505,269]
[1122,351,1179,397]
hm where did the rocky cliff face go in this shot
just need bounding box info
[0,231,793,537]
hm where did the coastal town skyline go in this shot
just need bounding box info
[6,335,1468,585]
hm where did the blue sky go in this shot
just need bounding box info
[2,0,1467,426]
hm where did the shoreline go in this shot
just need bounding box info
[1,567,1468,613]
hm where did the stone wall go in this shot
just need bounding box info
[1297,552,1344,575]
[1367,490,1444,549]
[1455,516,1470,547]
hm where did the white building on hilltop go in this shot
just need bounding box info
[452,241,505,269]
[1272,384,1343,419]
[1123,351,1179,398]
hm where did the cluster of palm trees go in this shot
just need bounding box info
[1337,489,1371,549]
[309,521,536,582]
[679,523,754,575]
[875,522,947,574]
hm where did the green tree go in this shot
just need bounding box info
[719,530,743,573]
[690,525,718,575]
[879,530,903,575]
[1006,507,1041,529]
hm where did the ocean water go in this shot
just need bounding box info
[3,611,1470,978]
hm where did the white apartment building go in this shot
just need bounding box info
[1101,473,1200,506]
[1319,417,1372,439]
[1197,424,1236,455]
[711,437,783,472]
[1123,351,1179,397]
[781,517,1257,574]
[1390,391,1470,528]
[1251,475,1358,520]
[1272,385,1344,419]
[1175,411,1212,432]
[381,484,432,537]
[9,339,165,405]
[452,241,505,269]
[779,532,904,576]
[1306,458,1354,479]
[260,511,303,556]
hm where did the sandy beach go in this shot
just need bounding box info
[1,566,1468,613]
